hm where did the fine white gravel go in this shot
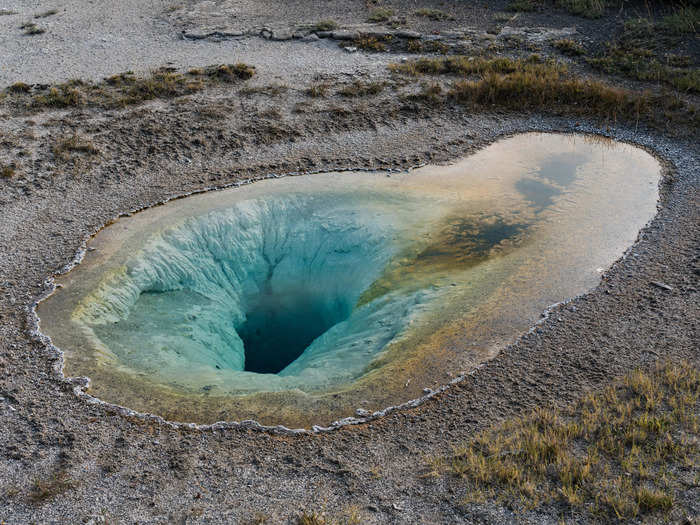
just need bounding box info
[0,0,389,86]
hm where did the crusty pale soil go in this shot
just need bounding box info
[0,1,698,524]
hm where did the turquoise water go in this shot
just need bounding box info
[38,133,661,426]
[84,192,442,393]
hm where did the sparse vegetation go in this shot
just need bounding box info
[557,0,606,18]
[52,134,99,161]
[660,6,700,34]
[414,8,455,21]
[3,64,255,110]
[0,9,17,16]
[367,7,394,23]
[426,362,699,520]
[311,20,338,32]
[296,506,363,525]
[589,48,700,93]
[29,471,76,503]
[240,83,288,96]
[406,39,423,52]
[507,0,540,12]
[306,83,330,97]
[1,164,16,178]
[389,55,550,76]
[507,0,610,17]
[353,36,387,52]
[297,511,325,525]
[426,40,449,54]
[339,80,385,97]
[390,55,699,134]
[553,38,586,55]
[7,82,31,93]
[587,16,699,93]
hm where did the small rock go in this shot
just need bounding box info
[355,408,370,417]
[395,30,421,39]
[302,33,319,42]
[271,29,293,41]
[182,29,212,40]
[331,30,360,40]
[650,281,673,291]
[217,28,244,38]
[344,46,358,53]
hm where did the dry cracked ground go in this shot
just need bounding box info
[0,0,698,523]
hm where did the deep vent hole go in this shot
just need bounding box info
[237,287,352,374]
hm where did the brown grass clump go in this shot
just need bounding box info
[367,7,394,23]
[426,362,699,520]
[1,164,16,178]
[311,20,338,32]
[306,83,330,97]
[295,506,363,525]
[52,134,100,161]
[353,36,388,52]
[338,80,385,97]
[389,55,548,76]
[28,471,76,504]
[390,55,698,134]
[553,38,586,56]
[4,64,255,111]
[7,82,31,93]
[413,8,455,21]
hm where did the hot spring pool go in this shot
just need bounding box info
[37,133,661,428]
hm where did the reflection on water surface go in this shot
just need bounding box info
[38,133,661,427]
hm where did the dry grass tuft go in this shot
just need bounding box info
[1,164,16,178]
[587,14,699,93]
[553,38,586,56]
[390,55,698,134]
[28,471,76,504]
[414,8,455,21]
[4,64,255,111]
[311,20,338,32]
[52,134,99,161]
[306,83,330,97]
[338,80,385,97]
[7,82,31,93]
[352,36,388,52]
[661,6,700,34]
[295,506,363,525]
[368,7,394,23]
[429,362,699,520]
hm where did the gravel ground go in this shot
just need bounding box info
[0,1,698,523]
[0,0,389,86]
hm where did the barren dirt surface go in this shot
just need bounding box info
[0,0,698,523]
